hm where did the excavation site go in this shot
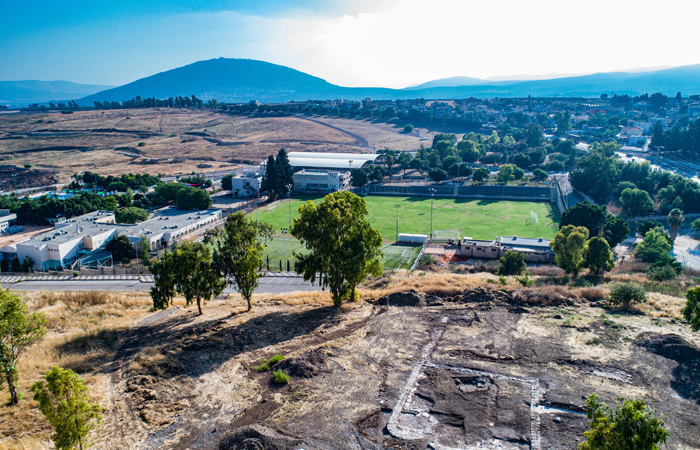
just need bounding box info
[84,287,700,450]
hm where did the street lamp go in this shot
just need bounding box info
[394,204,400,242]
[281,227,288,268]
[12,173,18,193]
[429,188,437,240]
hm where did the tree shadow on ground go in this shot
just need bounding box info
[97,305,342,380]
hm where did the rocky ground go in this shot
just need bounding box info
[93,287,700,450]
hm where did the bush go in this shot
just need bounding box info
[252,362,270,372]
[268,354,284,366]
[272,370,290,385]
[498,250,526,276]
[609,283,646,308]
[586,337,602,346]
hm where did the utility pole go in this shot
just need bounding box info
[12,173,18,193]
[394,204,400,242]
[430,191,434,240]
[93,163,98,195]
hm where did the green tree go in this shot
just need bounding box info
[682,287,700,332]
[350,168,368,187]
[638,220,665,237]
[550,225,589,276]
[221,174,233,192]
[176,186,212,210]
[667,208,684,241]
[32,366,102,450]
[609,283,647,308]
[554,111,571,136]
[524,122,544,147]
[115,207,148,224]
[532,168,548,181]
[457,139,480,162]
[472,167,490,183]
[569,142,621,203]
[291,192,383,306]
[635,229,672,263]
[261,155,280,200]
[398,152,412,177]
[428,168,448,182]
[275,148,294,195]
[209,212,272,312]
[579,393,667,450]
[498,250,526,276]
[0,288,46,405]
[385,154,396,182]
[403,124,414,133]
[620,188,654,217]
[149,242,225,315]
[497,164,515,183]
[581,237,615,275]
[105,235,135,263]
[691,217,700,234]
[513,166,525,180]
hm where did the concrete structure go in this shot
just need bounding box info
[263,152,381,171]
[398,233,428,244]
[292,169,350,193]
[457,235,553,263]
[7,207,221,271]
[229,169,262,198]
[0,210,17,234]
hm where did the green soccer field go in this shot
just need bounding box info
[252,194,559,241]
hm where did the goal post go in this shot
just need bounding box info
[526,211,538,225]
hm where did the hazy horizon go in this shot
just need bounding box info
[2,0,698,88]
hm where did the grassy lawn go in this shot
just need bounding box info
[252,194,559,241]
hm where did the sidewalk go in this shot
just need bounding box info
[0,274,154,284]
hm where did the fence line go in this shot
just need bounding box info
[367,183,555,202]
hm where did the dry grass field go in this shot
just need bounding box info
[0,109,435,187]
[2,267,699,450]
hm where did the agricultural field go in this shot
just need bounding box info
[252,195,560,242]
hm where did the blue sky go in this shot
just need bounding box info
[2,0,699,88]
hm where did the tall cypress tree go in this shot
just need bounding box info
[262,155,279,200]
[276,148,294,195]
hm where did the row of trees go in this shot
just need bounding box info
[151,192,383,314]
[571,141,700,214]
[93,95,204,110]
[0,192,119,225]
[69,172,160,193]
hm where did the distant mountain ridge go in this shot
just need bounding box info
[6,58,700,106]
[0,80,114,106]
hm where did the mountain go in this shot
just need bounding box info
[73,59,700,105]
[406,65,700,98]
[0,80,114,106]
[407,76,488,90]
[78,58,353,106]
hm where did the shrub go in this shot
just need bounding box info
[272,370,290,385]
[515,274,533,287]
[498,250,526,276]
[268,354,284,367]
[609,283,646,308]
[252,362,270,372]
[586,337,602,345]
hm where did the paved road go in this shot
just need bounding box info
[9,274,321,294]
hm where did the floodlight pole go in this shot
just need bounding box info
[429,188,437,240]
[394,204,400,242]
[12,173,18,193]
[94,163,98,195]
[281,227,288,268]
[287,184,293,229]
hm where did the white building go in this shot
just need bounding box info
[292,170,350,193]
[0,210,18,234]
[10,207,221,271]
[263,152,381,172]
[229,170,262,198]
